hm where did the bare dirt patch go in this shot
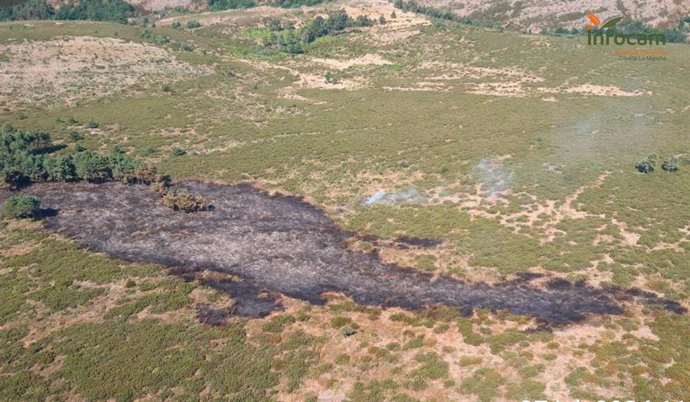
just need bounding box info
[295,72,367,90]
[2,181,684,323]
[0,36,213,109]
[159,6,290,27]
[409,62,650,98]
[310,54,392,70]
[560,84,649,97]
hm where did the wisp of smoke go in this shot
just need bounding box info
[364,188,423,206]
[474,157,513,195]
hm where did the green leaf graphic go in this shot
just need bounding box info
[601,16,623,29]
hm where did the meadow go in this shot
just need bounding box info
[1,1,689,400]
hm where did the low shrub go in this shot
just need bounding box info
[635,155,657,173]
[186,20,201,29]
[132,165,167,185]
[661,156,680,172]
[161,187,209,212]
[340,326,357,337]
[68,131,83,141]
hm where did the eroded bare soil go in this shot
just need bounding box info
[1,181,684,323]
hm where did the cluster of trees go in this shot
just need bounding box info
[393,0,458,22]
[635,154,684,174]
[393,0,500,29]
[302,9,374,42]
[207,0,256,11]
[55,0,135,23]
[264,10,375,54]
[0,124,212,216]
[0,124,162,189]
[268,0,329,8]
[0,0,53,21]
[0,0,135,23]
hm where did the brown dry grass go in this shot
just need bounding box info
[0,36,213,109]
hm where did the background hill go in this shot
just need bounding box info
[416,0,690,32]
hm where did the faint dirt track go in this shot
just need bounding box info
[2,181,684,323]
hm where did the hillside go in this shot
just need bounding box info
[419,0,690,31]
[1,0,689,400]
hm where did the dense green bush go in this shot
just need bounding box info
[207,0,256,11]
[0,0,53,21]
[186,20,201,29]
[73,151,113,182]
[635,155,657,174]
[43,156,76,181]
[269,0,328,8]
[1,0,135,22]
[68,131,83,141]
[275,31,304,54]
[55,0,135,23]
[108,146,144,183]
[2,195,41,219]
[634,154,683,174]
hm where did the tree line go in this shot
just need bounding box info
[0,124,161,189]
[0,0,333,21]
[0,0,136,23]
[1,124,211,216]
[264,9,375,54]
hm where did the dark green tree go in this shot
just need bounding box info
[73,151,112,182]
[44,155,76,181]
[55,0,135,23]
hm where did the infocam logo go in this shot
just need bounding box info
[585,13,666,46]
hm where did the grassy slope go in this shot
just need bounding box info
[1,11,689,401]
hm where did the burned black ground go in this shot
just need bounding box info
[1,181,684,323]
